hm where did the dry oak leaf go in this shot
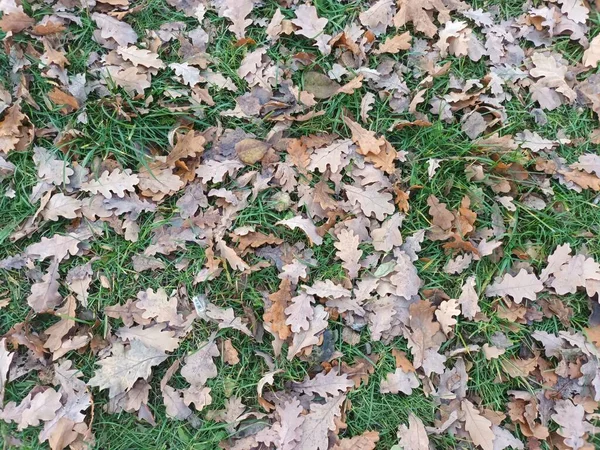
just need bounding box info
[583,35,600,68]
[307,139,352,174]
[42,193,82,221]
[216,239,250,271]
[81,168,138,198]
[374,32,412,54]
[43,295,76,355]
[25,229,92,262]
[427,195,454,230]
[335,228,362,279]
[529,53,577,104]
[169,62,202,87]
[343,116,385,155]
[482,344,505,360]
[138,166,184,197]
[359,0,394,35]
[222,0,253,40]
[380,368,420,395]
[0,388,62,430]
[462,399,494,450]
[303,71,341,100]
[0,10,34,33]
[394,0,449,38]
[561,169,600,191]
[396,413,429,450]
[344,184,394,221]
[33,146,74,184]
[293,370,354,397]
[116,324,180,353]
[485,269,543,304]
[117,46,165,69]
[436,297,460,335]
[406,300,444,369]
[203,302,252,336]
[287,304,328,361]
[371,213,403,252]
[135,287,183,326]
[276,216,323,245]
[295,394,345,450]
[166,130,205,167]
[91,13,137,48]
[551,399,592,450]
[458,276,479,320]
[180,339,219,386]
[292,4,329,41]
[27,259,62,313]
[195,159,243,183]
[286,139,311,171]
[88,339,167,398]
[572,154,600,177]
[333,430,379,450]
[264,279,292,340]
[285,292,315,333]
[48,88,79,112]
[560,0,589,23]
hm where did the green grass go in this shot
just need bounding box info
[2,0,600,448]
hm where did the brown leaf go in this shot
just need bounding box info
[221,339,239,365]
[343,116,385,155]
[344,184,394,220]
[285,292,315,333]
[462,399,494,450]
[336,75,364,95]
[293,370,353,397]
[583,35,600,68]
[551,399,592,449]
[458,276,479,320]
[27,259,62,313]
[427,195,454,230]
[485,269,543,304]
[0,338,14,406]
[334,228,362,279]
[393,0,448,38]
[0,10,34,33]
[276,216,323,245]
[0,388,62,430]
[81,168,139,199]
[397,413,429,449]
[287,305,328,360]
[180,339,220,386]
[405,300,443,369]
[117,46,164,69]
[295,395,345,450]
[373,32,412,54]
[264,279,292,340]
[303,72,341,99]
[380,368,419,395]
[333,431,379,450]
[88,340,167,398]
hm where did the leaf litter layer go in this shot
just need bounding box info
[1,0,600,449]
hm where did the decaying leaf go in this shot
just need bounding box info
[485,269,544,304]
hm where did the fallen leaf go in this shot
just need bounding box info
[485,269,544,304]
[293,371,353,397]
[396,413,429,450]
[374,32,412,54]
[462,399,494,450]
[380,368,420,395]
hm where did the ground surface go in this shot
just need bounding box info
[1,0,600,449]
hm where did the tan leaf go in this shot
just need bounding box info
[216,239,250,271]
[117,46,164,69]
[27,259,62,313]
[394,0,447,38]
[195,159,244,183]
[561,168,600,191]
[1,388,62,430]
[295,395,345,450]
[405,300,443,369]
[272,398,304,449]
[221,339,239,365]
[336,75,364,95]
[235,138,269,165]
[222,0,253,39]
[461,400,494,450]
[307,139,352,174]
[44,295,76,356]
[436,298,460,334]
[285,292,315,333]
[551,399,592,449]
[359,0,394,35]
[333,431,379,450]
[33,146,74,185]
[397,413,429,450]
[293,370,353,397]
[26,230,91,262]
[182,385,212,411]
[500,357,537,378]
[276,216,323,245]
[0,10,34,33]
[373,32,412,54]
[116,324,180,353]
[482,344,505,360]
[530,53,577,105]
[202,302,252,336]
[485,269,543,304]
[135,288,183,326]
[88,340,167,398]
[380,368,419,395]
[427,195,454,230]
[286,139,311,171]
[47,88,79,112]
[343,116,385,155]
[287,305,328,360]
[583,35,600,68]
[264,279,292,340]
[371,213,403,252]
[292,4,329,43]
[81,168,139,198]
[334,228,362,279]
[345,184,394,220]
[42,193,82,221]
[458,276,479,320]
[169,62,202,87]
[138,166,183,196]
[303,71,341,99]
[91,13,137,48]
[360,92,375,122]
[180,340,219,386]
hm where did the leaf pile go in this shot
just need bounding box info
[2,0,600,449]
